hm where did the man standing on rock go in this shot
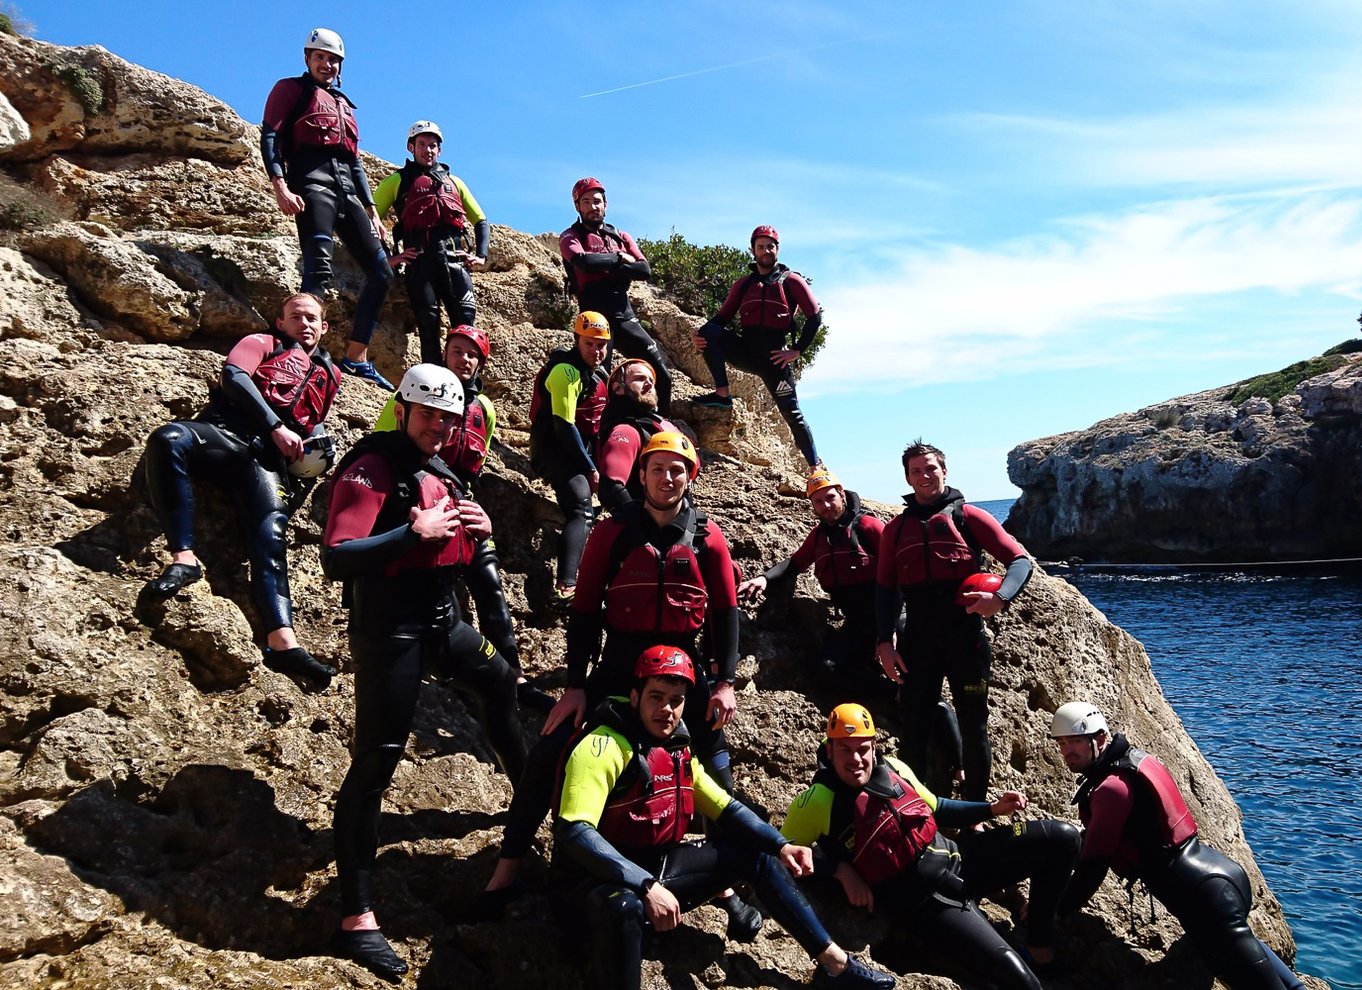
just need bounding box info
[142,291,339,691]
[692,225,822,471]
[875,441,1033,802]
[375,120,490,366]
[560,177,673,414]
[594,358,678,516]
[740,467,900,696]
[260,27,394,390]
[1050,702,1300,990]
[321,364,527,979]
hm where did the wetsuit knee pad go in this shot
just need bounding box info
[304,232,336,280]
[345,742,407,793]
[591,885,645,927]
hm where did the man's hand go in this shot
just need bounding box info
[270,423,304,461]
[543,687,586,735]
[366,205,387,242]
[876,642,907,684]
[961,591,1006,617]
[643,881,682,931]
[692,332,708,351]
[707,681,737,728]
[770,348,801,369]
[410,496,461,541]
[834,861,874,911]
[388,246,421,268]
[271,178,304,216]
[466,255,486,270]
[779,844,815,878]
[457,499,493,540]
[990,790,1027,817]
[737,575,767,604]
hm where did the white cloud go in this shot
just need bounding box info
[802,191,1362,395]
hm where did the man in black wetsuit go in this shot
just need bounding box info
[1051,702,1302,990]
[321,364,527,979]
[692,225,822,470]
[143,291,339,689]
[560,177,672,414]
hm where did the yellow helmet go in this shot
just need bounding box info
[639,430,700,480]
[573,311,611,340]
[806,467,842,498]
[826,703,876,739]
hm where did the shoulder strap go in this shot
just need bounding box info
[950,502,984,560]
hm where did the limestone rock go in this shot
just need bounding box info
[1007,354,1362,561]
[0,90,30,153]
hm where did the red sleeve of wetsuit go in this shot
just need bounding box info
[559,227,586,264]
[785,273,820,317]
[619,230,646,263]
[859,513,886,556]
[960,504,1027,564]
[876,516,902,588]
[262,78,301,132]
[224,333,276,378]
[323,455,396,548]
[788,526,819,573]
[598,425,642,490]
[1080,776,1136,862]
[714,278,744,323]
[701,523,738,608]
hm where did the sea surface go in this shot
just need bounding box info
[977,498,1361,990]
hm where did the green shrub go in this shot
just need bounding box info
[1323,338,1362,356]
[0,3,33,36]
[1227,355,1349,404]
[638,229,829,371]
[42,59,103,115]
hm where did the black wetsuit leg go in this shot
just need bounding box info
[942,623,992,803]
[1148,838,1288,990]
[897,642,947,786]
[725,331,819,467]
[500,718,581,859]
[902,616,991,802]
[957,820,1081,947]
[461,537,521,670]
[435,620,527,783]
[607,311,672,415]
[144,419,295,629]
[404,249,446,366]
[697,323,735,390]
[334,628,429,916]
[549,470,594,587]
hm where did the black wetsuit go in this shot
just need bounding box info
[322,432,526,917]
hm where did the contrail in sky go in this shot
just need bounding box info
[580,36,882,99]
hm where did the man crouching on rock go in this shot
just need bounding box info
[142,291,340,690]
[551,646,895,990]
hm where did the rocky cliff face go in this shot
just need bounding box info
[1007,350,1362,563]
[0,33,1322,990]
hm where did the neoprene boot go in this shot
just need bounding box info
[263,647,336,691]
[145,562,202,598]
[332,928,408,981]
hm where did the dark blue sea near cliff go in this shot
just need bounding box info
[977,499,1361,990]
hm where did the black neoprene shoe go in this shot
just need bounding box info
[814,956,896,989]
[332,928,408,980]
[692,391,733,409]
[262,647,336,691]
[718,892,764,942]
[145,562,203,598]
[516,679,555,713]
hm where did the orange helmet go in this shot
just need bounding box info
[635,645,696,684]
[573,311,611,340]
[826,703,876,739]
[806,467,842,498]
[640,430,699,480]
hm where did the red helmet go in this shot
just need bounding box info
[634,645,696,685]
[750,225,779,246]
[572,177,605,204]
[955,572,1004,607]
[446,323,490,362]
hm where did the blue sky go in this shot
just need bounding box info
[21,0,1362,501]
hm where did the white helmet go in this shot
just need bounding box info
[396,364,465,416]
[407,120,444,144]
[288,424,336,479]
[304,28,345,59]
[1050,702,1109,739]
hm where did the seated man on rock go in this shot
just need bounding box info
[552,646,895,990]
[142,291,339,690]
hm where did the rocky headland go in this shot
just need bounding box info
[1007,346,1362,563]
[0,31,1325,989]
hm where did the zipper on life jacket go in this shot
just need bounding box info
[671,750,685,843]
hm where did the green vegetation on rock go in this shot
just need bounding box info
[1227,353,1349,404]
[43,59,104,115]
[0,173,69,232]
[639,230,828,370]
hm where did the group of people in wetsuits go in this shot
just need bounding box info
[134,26,1306,990]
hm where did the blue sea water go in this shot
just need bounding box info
[977,499,1362,990]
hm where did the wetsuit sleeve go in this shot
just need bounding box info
[781,783,834,847]
[220,334,285,432]
[715,278,744,324]
[714,799,788,857]
[786,274,824,353]
[478,395,497,443]
[788,527,819,574]
[1058,776,1132,914]
[932,798,995,828]
[350,158,376,209]
[617,231,651,281]
[565,522,617,687]
[961,506,1030,566]
[545,363,594,476]
[452,175,487,226]
[373,395,399,432]
[859,514,885,555]
[321,457,420,578]
[556,730,655,890]
[692,759,733,819]
[702,524,740,681]
[473,219,490,260]
[597,424,642,515]
[560,228,619,272]
[259,78,298,180]
[875,517,905,642]
[760,554,799,584]
[372,172,400,219]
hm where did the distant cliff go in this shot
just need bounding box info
[1007,345,1362,563]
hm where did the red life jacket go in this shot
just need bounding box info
[284,76,359,158]
[1078,738,1198,877]
[252,336,340,432]
[396,162,467,242]
[563,221,630,295]
[446,393,492,479]
[529,347,608,440]
[596,740,696,850]
[734,266,801,333]
[820,761,938,886]
[603,508,710,635]
[888,499,981,586]
[810,509,877,593]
